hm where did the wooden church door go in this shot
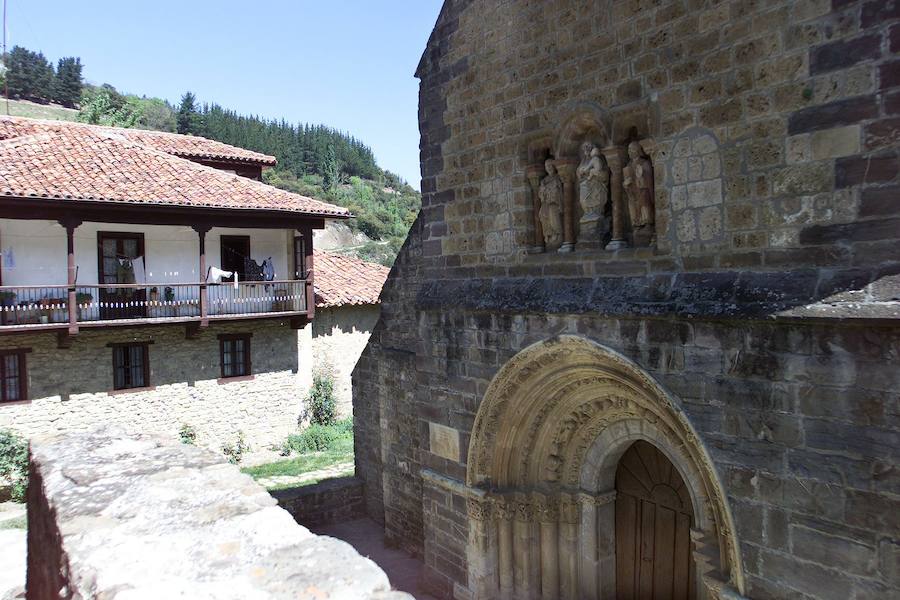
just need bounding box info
[615,441,696,600]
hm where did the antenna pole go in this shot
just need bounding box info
[3,0,8,115]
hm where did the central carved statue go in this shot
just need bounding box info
[623,141,655,246]
[576,142,610,244]
[538,159,564,250]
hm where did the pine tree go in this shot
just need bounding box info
[51,57,83,107]
[321,145,339,191]
[6,46,54,102]
[176,91,203,135]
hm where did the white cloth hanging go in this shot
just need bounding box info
[207,266,234,283]
[132,256,146,284]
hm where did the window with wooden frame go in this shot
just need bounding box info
[110,343,151,390]
[0,349,29,402]
[219,334,252,378]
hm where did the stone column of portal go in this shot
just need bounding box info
[555,158,578,253]
[467,494,498,600]
[535,493,559,600]
[603,146,628,250]
[527,165,546,253]
[578,493,599,600]
[558,493,580,600]
[513,493,539,600]
[595,491,618,599]
[496,497,516,600]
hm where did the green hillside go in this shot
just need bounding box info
[1,45,420,266]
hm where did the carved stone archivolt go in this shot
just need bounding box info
[525,107,658,252]
[461,335,746,600]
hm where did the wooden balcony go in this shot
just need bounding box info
[0,279,311,334]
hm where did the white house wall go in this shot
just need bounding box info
[0,219,294,286]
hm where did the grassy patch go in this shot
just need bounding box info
[242,421,354,490]
[0,515,26,529]
[4,99,78,121]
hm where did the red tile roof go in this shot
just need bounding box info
[0,116,277,165]
[0,118,350,218]
[314,250,390,307]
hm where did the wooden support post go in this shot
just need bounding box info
[193,225,211,327]
[58,217,81,335]
[299,226,315,319]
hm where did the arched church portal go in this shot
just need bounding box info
[463,336,745,600]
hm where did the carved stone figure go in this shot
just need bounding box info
[576,142,610,244]
[538,159,564,250]
[623,141,655,246]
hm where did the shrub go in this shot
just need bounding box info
[0,429,28,503]
[222,431,249,465]
[178,423,197,445]
[285,424,339,454]
[304,368,336,426]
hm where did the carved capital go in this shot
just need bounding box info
[494,496,515,521]
[467,496,492,522]
[558,493,581,524]
[533,492,559,523]
[514,493,533,522]
[553,158,578,183]
[526,164,546,187]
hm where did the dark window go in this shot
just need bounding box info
[112,344,149,390]
[219,334,252,378]
[220,236,250,282]
[294,235,307,279]
[0,350,28,402]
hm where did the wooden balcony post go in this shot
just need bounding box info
[58,217,81,334]
[193,224,211,326]
[299,226,315,319]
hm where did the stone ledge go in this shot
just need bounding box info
[414,267,900,322]
[26,427,411,600]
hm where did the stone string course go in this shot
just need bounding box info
[26,428,411,599]
[354,0,900,598]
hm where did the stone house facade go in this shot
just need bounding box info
[0,116,350,451]
[299,250,389,415]
[353,1,900,599]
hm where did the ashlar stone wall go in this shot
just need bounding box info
[0,320,304,451]
[26,428,411,599]
[354,0,900,598]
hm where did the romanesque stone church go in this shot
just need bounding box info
[354,0,900,598]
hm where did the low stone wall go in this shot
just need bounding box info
[273,476,366,527]
[26,428,411,600]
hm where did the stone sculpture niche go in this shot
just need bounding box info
[537,159,564,251]
[525,106,657,252]
[623,141,655,247]
[576,142,611,246]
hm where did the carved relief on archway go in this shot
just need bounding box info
[463,336,746,600]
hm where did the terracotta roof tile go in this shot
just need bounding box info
[0,116,277,165]
[0,120,349,218]
[314,250,390,307]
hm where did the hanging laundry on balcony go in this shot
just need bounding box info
[262,257,275,282]
[244,258,265,282]
[132,256,146,284]
[2,247,14,269]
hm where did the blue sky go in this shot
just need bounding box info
[7,0,444,187]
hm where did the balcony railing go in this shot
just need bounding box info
[0,280,309,329]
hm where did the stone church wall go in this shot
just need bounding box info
[354,0,900,598]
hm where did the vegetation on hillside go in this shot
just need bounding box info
[1,44,420,266]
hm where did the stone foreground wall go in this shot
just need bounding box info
[0,320,304,451]
[26,428,411,600]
